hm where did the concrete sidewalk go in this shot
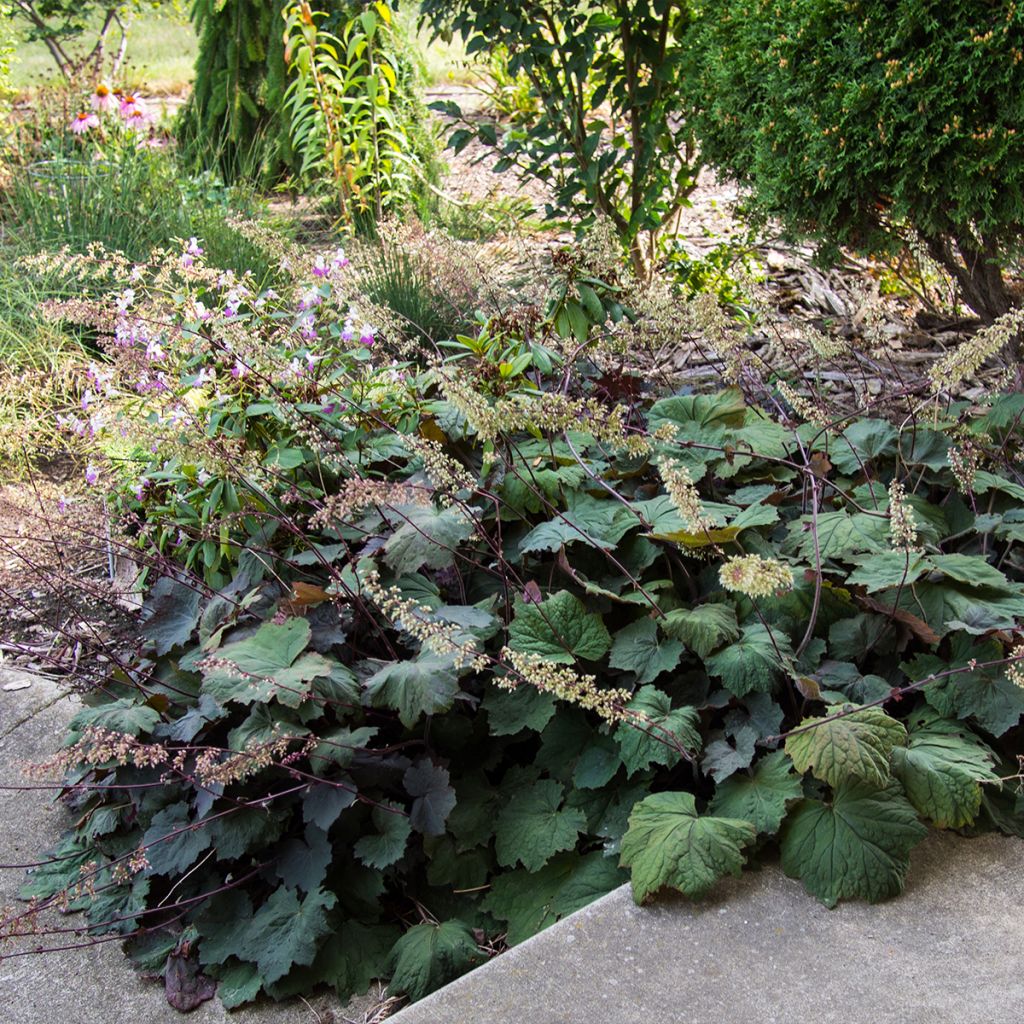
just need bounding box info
[388,827,1024,1024]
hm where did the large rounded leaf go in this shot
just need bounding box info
[620,791,756,903]
[780,780,927,907]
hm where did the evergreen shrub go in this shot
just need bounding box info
[690,0,1024,322]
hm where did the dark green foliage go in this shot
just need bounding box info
[178,0,294,185]
[23,279,1024,1008]
[689,0,1024,321]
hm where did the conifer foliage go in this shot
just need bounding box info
[178,0,294,184]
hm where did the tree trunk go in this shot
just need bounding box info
[925,232,1014,325]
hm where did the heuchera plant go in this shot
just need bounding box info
[5,234,1024,1010]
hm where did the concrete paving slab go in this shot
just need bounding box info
[389,823,1024,1024]
[0,668,379,1024]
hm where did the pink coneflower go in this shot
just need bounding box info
[70,112,100,135]
[124,108,148,131]
[119,93,147,118]
[91,83,113,111]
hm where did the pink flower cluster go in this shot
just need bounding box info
[311,247,350,278]
[181,238,204,269]
[70,85,152,136]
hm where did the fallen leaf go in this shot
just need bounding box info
[164,951,217,1012]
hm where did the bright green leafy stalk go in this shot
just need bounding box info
[283,1,436,227]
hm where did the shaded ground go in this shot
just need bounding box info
[0,476,138,685]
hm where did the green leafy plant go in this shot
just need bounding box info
[421,0,701,277]
[689,0,1024,324]
[467,43,538,124]
[283,1,437,227]
[429,192,538,243]
[10,239,1024,1011]
[663,229,763,311]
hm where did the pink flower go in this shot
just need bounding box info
[359,324,376,347]
[181,237,204,268]
[311,247,348,278]
[119,94,147,120]
[124,109,148,131]
[299,314,318,341]
[70,112,100,135]
[91,84,112,111]
[85,465,100,486]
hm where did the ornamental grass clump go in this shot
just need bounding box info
[2,232,1024,1012]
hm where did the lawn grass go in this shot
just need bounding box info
[9,10,197,95]
[9,8,469,95]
